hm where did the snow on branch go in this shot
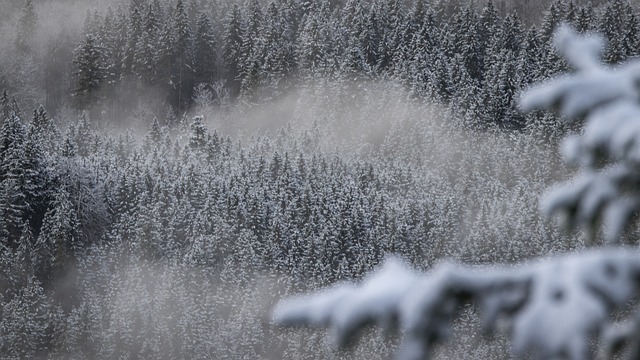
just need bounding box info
[519,26,640,120]
[520,25,640,242]
[273,251,640,359]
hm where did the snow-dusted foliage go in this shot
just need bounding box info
[275,250,640,360]
[522,25,640,242]
[273,26,640,359]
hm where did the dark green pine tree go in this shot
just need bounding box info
[0,111,49,242]
[297,0,334,79]
[29,106,59,153]
[407,0,426,35]
[0,113,28,224]
[84,8,122,118]
[192,12,218,88]
[221,4,243,97]
[297,11,325,78]
[538,4,568,79]
[155,13,174,97]
[132,29,156,84]
[479,1,500,45]
[122,6,144,76]
[132,5,161,85]
[60,135,77,158]
[564,1,577,27]
[487,12,524,60]
[338,0,373,78]
[374,0,403,75]
[14,0,37,54]
[238,0,263,98]
[167,0,195,110]
[0,276,51,359]
[256,2,296,96]
[144,117,165,151]
[72,34,106,110]
[540,0,564,42]
[35,188,79,283]
[363,4,383,72]
[189,116,208,150]
[450,4,482,82]
[407,9,438,96]
[276,0,299,79]
[96,8,121,94]
[518,26,545,84]
[426,49,453,102]
[277,0,303,36]
[71,112,94,157]
[575,4,594,33]
[391,0,428,84]
[477,1,500,76]
[1,90,11,121]
[624,11,640,59]
[599,0,627,65]
[0,183,10,241]
[81,9,100,36]
[480,48,524,129]
[448,53,478,107]
[22,120,51,233]
[15,222,36,284]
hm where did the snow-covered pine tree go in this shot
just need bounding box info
[132,5,161,85]
[169,0,195,110]
[624,11,640,59]
[254,1,295,98]
[35,188,79,283]
[238,0,263,99]
[540,0,564,42]
[598,0,627,65]
[14,0,37,54]
[575,4,594,33]
[0,112,34,241]
[449,4,482,82]
[297,9,326,79]
[221,4,243,97]
[72,34,106,110]
[373,0,403,75]
[192,12,218,89]
[122,6,143,77]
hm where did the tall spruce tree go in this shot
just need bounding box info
[192,12,218,89]
[14,0,37,54]
[122,6,144,76]
[72,34,106,110]
[221,4,243,97]
[599,0,627,64]
[169,0,195,110]
[36,188,79,283]
[238,0,263,98]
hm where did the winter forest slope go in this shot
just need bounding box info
[0,0,636,358]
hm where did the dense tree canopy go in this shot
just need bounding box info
[0,0,639,358]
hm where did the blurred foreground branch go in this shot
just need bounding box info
[274,251,640,359]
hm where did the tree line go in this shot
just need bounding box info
[4,0,640,128]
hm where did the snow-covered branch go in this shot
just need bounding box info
[274,251,640,359]
[521,25,640,242]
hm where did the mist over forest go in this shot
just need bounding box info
[1,0,639,358]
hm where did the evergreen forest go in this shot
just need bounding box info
[1,0,639,358]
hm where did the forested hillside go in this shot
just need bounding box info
[0,0,638,358]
